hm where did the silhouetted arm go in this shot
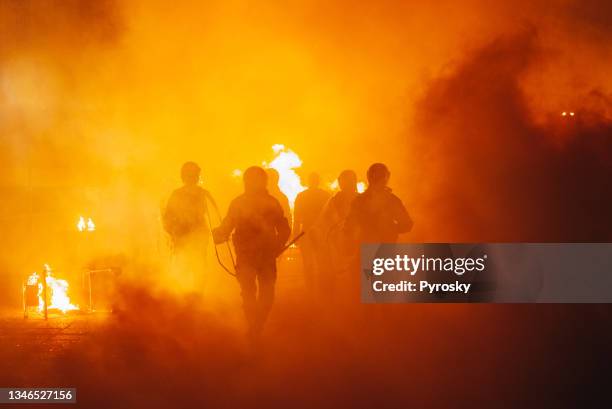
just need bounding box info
[281,195,292,228]
[276,215,291,248]
[343,198,361,241]
[162,190,181,236]
[292,194,304,238]
[393,196,413,234]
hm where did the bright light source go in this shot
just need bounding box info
[264,145,305,208]
[27,265,79,313]
[77,216,95,232]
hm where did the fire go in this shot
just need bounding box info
[263,144,305,208]
[77,216,95,232]
[27,265,79,314]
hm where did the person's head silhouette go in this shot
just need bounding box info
[338,170,357,192]
[243,166,268,194]
[366,163,390,189]
[307,172,321,189]
[181,161,201,186]
[266,168,280,190]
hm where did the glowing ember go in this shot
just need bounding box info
[27,265,79,313]
[77,216,95,232]
[263,144,305,208]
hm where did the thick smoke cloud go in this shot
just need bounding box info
[408,29,612,242]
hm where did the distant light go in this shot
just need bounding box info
[561,112,567,116]
[569,112,575,116]
[77,216,86,231]
[77,216,95,232]
[231,169,242,178]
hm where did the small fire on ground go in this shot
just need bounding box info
[27,265,79,314]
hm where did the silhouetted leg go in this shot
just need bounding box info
[255,267,277,332]
[236,264,257,332]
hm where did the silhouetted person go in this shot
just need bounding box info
[345,163,412,243]
[321,170,359,286]
[163,162,217,293]
[324,170,359,227]
[266,168,292,227]
[213,166,290,339]
[294,172,331,297]
[344,163,412,303]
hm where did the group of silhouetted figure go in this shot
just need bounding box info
[162,162,412,341]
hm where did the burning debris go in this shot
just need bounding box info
[24,264,79,318]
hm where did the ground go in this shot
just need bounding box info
[1,259,610,408]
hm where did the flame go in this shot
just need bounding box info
[263,144,305,208]
[27,265,79,313]
[77,216,86,231]
[77,216,95,232]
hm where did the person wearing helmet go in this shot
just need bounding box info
[213,166,290,339]
[321,169,360,291]
[162,161,217,293]
[345,163,412,244]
